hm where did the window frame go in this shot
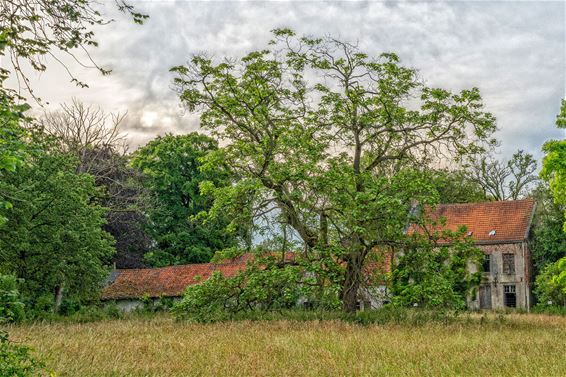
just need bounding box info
[482,254,491,273]
[502,253,515,274]
[504,284,517,308]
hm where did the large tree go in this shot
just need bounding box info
[467,150,538,201]
[131,133,238,266]
[541,99,566,231]
[529,184,566,276]
[171,29,496,312]
[41,100,151,268]
[0,129,114,312]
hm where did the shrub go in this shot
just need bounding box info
[0,274,25,323]
[173,260,311,322]
[390,229,482,310]
[534,257,566,308]
[0,331,44,377]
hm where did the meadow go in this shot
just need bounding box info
[5,313,566,377]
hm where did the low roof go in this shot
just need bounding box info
[424,199,535,244]
[102,255,251,300]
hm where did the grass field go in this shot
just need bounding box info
[5,313,566,377]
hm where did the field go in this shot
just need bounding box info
[5,314,566,377]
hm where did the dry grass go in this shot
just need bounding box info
[5,313,566,377]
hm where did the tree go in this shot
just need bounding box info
[534,256,566,308]
[171,29,496,312]
[529,184,566,276]
[0,129,114,312]
[0,89,29,226]
[41,100,151,268]
[131,133,238,266]
[0,0,147,100]
[541,99,566,231]
[0,0,146,228]
[467,150,538,201]
[0,274,25,323]
[428,169,487,204]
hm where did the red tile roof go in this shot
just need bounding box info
[420,199,536,244]
[102,255,251,300]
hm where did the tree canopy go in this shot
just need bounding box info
[541,99,566,231]
[467,150,538,201]
[171,29,496,311]
[0,0,147,100]
[131,133,238,266]
[0,130,114,311]
[41,100,151,268]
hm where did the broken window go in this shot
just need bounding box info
[502,253,515,274]
[504,285,516,308]
[482,254,491,273]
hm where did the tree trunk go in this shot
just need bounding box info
[319,212,328,246]
[54,284,64,313]
[341,252,363,312]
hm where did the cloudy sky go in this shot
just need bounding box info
[22,0,566,163]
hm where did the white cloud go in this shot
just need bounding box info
[22,0,565,159]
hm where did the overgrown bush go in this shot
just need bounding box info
[534,256,566,308]
[0,274,25,323]
[173,266,303,322]
[390,227,483,310]
[173,253,342,322]
[0,331,44,377]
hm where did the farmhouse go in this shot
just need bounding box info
[421,199,536,310]
[102,199,536,311]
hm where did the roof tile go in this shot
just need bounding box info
[422,199,535,243]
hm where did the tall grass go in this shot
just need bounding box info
[5,313,566,377]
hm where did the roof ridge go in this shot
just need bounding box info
[434,198,534,208]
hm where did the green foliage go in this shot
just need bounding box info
[428,169,487,204]
[349,306,460,326]
[131,133,238,266]
[0,129,115,311]
[173,264,303,322]
[391,226,483,310]
[534,257,566,308]
[0,331,43,377]
[1,0,147,99]
[530,184,566,275]
[171,29,496,312]
[173,252,343,322]
[541,99,566,231]
[174,306,460,325]
[0,274,25,323]
[0,37,31,225]
[23,303,124,324]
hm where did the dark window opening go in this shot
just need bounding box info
[502,253,515,274]
[482,255,491,273]
[504,285,516,308]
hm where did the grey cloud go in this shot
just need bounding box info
[27,0,565,162]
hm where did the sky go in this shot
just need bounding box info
[17,0,566,163]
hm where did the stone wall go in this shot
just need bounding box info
[468,242,531,310]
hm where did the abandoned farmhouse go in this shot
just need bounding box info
[102,199,537,311]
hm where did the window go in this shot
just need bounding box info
[482,255,491,273]
[502,253,515,274]
[504,285,516,308]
